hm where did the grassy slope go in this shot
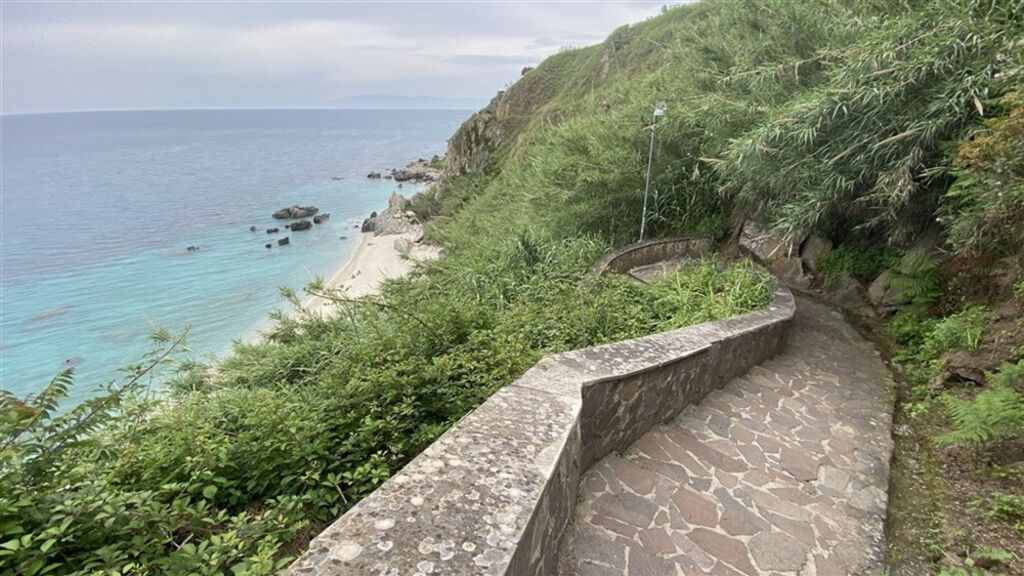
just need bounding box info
[3,0,1023,574]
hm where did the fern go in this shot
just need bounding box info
[890,250,944,310]
[938,362,1024,446]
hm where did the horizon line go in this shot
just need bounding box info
[1,106,481,118]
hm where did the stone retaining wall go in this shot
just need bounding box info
[591,236,714,276]
[286,242,794,576]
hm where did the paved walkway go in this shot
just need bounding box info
[558,297,894,576]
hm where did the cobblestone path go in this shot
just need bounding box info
[558,297,894,576]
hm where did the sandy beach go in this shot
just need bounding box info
[300,230,441,316]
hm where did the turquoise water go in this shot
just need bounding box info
[1,109,467,404]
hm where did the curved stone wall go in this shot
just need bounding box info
[286,243,794,576]
[591,236,714,276]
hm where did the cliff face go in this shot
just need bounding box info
[444,41,619,177]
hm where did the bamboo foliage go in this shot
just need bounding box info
[715,0,1023,242]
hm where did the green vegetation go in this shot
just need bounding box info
[1,243,771,574]
[892,304,990,387]
[815,245,901,282]
[939,362,1024,447]
[4,0,1024,573]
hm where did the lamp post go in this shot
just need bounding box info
[639,101,666,242]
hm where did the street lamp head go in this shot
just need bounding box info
[653,101,667,117]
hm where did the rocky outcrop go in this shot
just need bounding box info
[391,158,442,183]
[800,236,833,271]
[360,193,421,236]
[737,220,813,289]
[290,219,312,231]
[740,220,801,261]
[825,273,876,319]
[273,205,319,219]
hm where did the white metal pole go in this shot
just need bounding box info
[640,102,665,241]
[639,112,657,242]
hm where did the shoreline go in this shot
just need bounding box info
[299,228,441,317]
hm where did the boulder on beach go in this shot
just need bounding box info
[290,219,312,231]
[394,237,412,255]
[359,192,422,236]
[313,213,330,224]
[273,205,319,219]
[278,237,290,246]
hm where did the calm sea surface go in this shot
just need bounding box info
[1,109,467,404]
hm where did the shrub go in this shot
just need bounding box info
[939,361,1024,447]
[815,245,900,282]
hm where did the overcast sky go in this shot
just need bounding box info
[1,1,674,115]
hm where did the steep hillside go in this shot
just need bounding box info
[3,1,1023,574]
[421,0,1024,573]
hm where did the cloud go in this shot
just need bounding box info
[1,2,673,114]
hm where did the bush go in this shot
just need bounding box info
[1,242,771,575]
[893,304,989,386]
[815,245,900,282]
[939,361,1024,446]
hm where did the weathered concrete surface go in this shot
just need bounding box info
[558,297,894,576]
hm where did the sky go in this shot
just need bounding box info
[1,1,675,114]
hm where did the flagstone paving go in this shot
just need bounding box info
[558,297,895,576]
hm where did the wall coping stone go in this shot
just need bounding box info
[286,239,795,576]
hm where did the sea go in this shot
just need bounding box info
[1,109,468,405]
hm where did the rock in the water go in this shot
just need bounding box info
[186,245,200,252]
[331,176,343,181]
[265,243,272,249]
[273,205,319,219]
[249,225,257,232]
[800,236,833,271]
[313,213,330,224]
[290,219,312,231]
[278,237,290,246]
[339,235,348,240]
[367,171,382,179]
[266,227,280,234]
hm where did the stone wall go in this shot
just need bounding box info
[591,236,714,276]
[286,244,794,576]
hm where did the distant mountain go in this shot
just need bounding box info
[336,94,487,110]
